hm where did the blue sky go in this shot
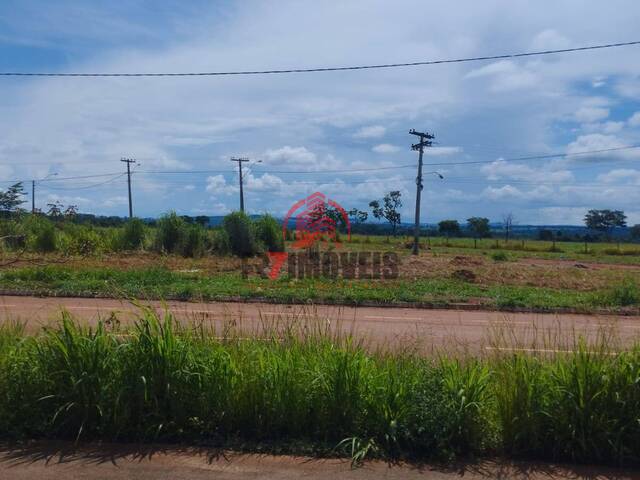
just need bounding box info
[1,0,640,225]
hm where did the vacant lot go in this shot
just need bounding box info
[1,236,639,313]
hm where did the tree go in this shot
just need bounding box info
[0,182,26,212]
[466,217,490,248]
[438,220,461,243]
[46,201,64,218]
[369,191,402,236]
[629,224,640,241]
[348,208,368,226]
[502,212,515,242]
[194,215,210,227]
[584,209,627,240]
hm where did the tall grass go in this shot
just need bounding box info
[0,310,639,467]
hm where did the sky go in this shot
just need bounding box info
[1,0,640,225]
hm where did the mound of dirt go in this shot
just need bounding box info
[450,255,483,266]
[451,269,477,282]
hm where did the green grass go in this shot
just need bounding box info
[0,265,637,312]
[1,310,639,467]
[345,235,640,265]
[0,266,640,311]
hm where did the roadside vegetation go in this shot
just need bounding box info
[0,206,639,313]
[0,310,639,467]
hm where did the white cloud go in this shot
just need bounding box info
[372,143,401,154]
[481,159,574,183]
[353,125,386,139]
[206,175,236,195]
[574,106,609,123]
[597,169,640,185]
[263,146,316,166]
[530,29,571,51]
[629,112,640,127]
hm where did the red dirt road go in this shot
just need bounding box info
[0,443,638,480]
[1,295,639,352]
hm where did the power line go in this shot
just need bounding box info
[424,145,640,166]
[2,41,639,78]
[42,173,127,191]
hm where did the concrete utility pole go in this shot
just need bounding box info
[230,157,250,212]
[120,158,136,218]
[31,173,58,213]
[409,129,436,255]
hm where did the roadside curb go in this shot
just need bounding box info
[0,289,638,317]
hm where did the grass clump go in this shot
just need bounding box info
[595,277,640,307]
[1,310,640,467]
[490,251,509,262]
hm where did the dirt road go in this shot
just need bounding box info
[0,442,637,480]
[1,295,639,352]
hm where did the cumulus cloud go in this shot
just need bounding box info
[574,106,609,123]
[353,125,386,139]
[372,143,401,154]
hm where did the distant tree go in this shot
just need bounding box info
[438,220,461,243]
[0,182,26,212]
[630,224,640,241]
[348,208,368,226]
[584,209,627,241]
[46,201,64,218]
[538,229,554,241]
[194,215,210,227]
[467,217,490,248]
[369,191,402,236]
[63,205,78,218]
[502,212,516,242]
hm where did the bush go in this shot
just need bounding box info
[62,225,103,255]
[0,219,25,250]
[25,216,57,253]
[119,218,146,251]
[154,212,186,254]
[597,278,640,307]
[180,224,206,258]
[211,228,231,255]
[254,214,284,252]
[223,211,259,257]
[490,251,508,262]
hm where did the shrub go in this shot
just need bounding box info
[490,251,508,262]
[63,225,103,255]
[254,214,284,252]
[120,218,146,250]
[180,224,206,258]
[223,211,259,257]
[211,228,231,255]
[25,215,57,253]
[597,278,639,307]
[154,212,186,254]
[0,219,25,250]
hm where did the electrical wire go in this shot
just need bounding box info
[2,41,639,77]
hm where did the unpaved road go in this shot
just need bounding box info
[0,443,638,480]
[1,295,639,352]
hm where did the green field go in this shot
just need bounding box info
[1,310,639,467]
[0,264,638,312]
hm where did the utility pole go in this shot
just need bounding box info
[230,157,250,212]
[409,129,435,255]
[120,158,136,218]
[31,173,58,214]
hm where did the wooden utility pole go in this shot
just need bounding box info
[409,129,435,255]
